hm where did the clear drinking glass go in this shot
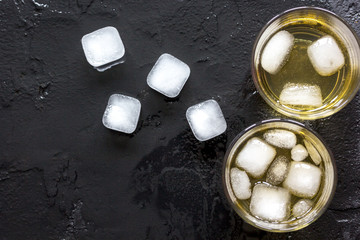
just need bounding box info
[222,119,336,232]
[252,7,360,120]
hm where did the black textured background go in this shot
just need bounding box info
[0,0,360,239]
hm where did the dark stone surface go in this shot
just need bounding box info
[0,0,359,239]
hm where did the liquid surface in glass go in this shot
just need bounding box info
[258,19,350,114]
[229,127,325,223]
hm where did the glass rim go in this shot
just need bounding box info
[251,6,360,120]
[222,118,337,232]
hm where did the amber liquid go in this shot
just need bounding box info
[258,21,350,114]
[229,128,325,223]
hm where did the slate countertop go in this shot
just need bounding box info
[0,0,359,239]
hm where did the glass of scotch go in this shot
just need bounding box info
[252,7,360,120]
[222,119,336,232]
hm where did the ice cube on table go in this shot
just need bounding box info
[279,83,322,107]
[292,199,313,218]
[307,35,345,76]
[263,129,297,149]
[261,30,294,74]
[230,168,252,200]
[250,183,291,222]
[304,139,322,165]
[283,162,322,198]
[266,156,290,185]
[81,26,125,72]
[102,94,141,134]
[186,99,227,141]
[291,144,308,162]
[147,53,190,98]
[235,137,276,178]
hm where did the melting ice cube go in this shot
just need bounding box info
[230,168,252,200]
[283,162,322,199]
[186,99,227,141]
[279,83,322,107]
[263,129,297,149]
[291,144,308,162]
[304,139,322,165]
[292,199,313,218]
[102,94,141,134]
[147,53,190,98]
[307,35,345,76]
[266,155,290,185]
[250,183,291,222]
[261,30,294,74]
[235,137,276,178]
[81,26,125,72]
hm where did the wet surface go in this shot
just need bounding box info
[0,0,360,239]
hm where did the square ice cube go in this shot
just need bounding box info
[266,155,290,186]
[186,99,227,141]
[235,137,276,178]
[283,162,322,198]
[250,183,291,222]
[307,35,345,76]
[279,83,322,107]
[263,129,297,149]
[147,53,190,98]
[304,139,322,165]
[81,26,125,72]
[292,199,313,218]
[230,168,252,200]
[261,30,294,74]
[291,144,308,162]
[102,94,141,134]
